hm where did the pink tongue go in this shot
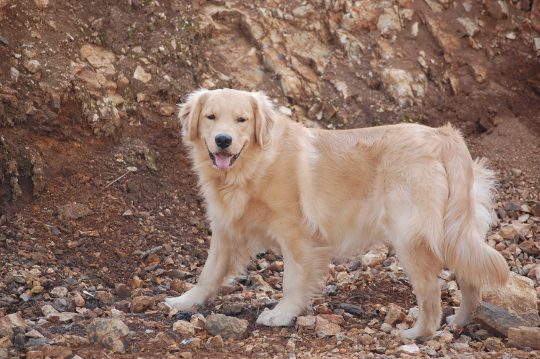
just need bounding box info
[215,153,233,169]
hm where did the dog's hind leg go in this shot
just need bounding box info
[446,280,480,327]
[257,242,329,326]
[166,232,239,310]
[397,239,444,341]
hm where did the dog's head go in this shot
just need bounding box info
[178,89,277,171]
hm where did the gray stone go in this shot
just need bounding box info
[87,318,130,354]
[338,303,364,316]
[53,297,74,312]
[205,314,248,339]
[472,301,537,337]
[57,203,94,221]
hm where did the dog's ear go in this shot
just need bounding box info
[251,92,277,149]
[178,89,209,142]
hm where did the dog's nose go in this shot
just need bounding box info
[215,134,232,149]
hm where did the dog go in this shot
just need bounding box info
[165,88,509,340]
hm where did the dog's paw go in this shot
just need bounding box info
[445,313,472,328]
[401,327,433,341]
[256,309,295,327]
[165,294,199,310]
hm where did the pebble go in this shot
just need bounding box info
[131,296,155,313]
[50,286,68,298]
[87,318,130,354]
[205,314,248,339]
[206,335,224,350]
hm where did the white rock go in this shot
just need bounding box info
[24,60,41,73]
[133,65,151,83]
[10,67,20,81]
[377,8,401,35]
[50,286,68,298]
[380,68,415,108]
[457,17,479,37]
[278,106,292,116]
[534,38,540,52]
[398,344,420,354]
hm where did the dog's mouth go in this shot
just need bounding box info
[208,147,243,170]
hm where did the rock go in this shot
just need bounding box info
[384,303,405,325]
[0,313,28,333]
[53,297,74,312]
[423,14,461,59]
[380,68,415,108]
[87,318,130,354]
[115,283,131,297]
[484,0,509,20]
[469,62,488,84]
[133,66,151,83]
[41,304,59,317]
[49,287,68,298]
[398,344,420,354]
[80,44,115,76]
[57,203,94,221]
[0,337,12,349]
[173,320,195,335]
[190,313,206,331]
[0,325,13,341]
[424,0,444,12]
[204,314,248,339]
[508,326,540,350]
[315,316,342,337]
[131,296,155,313]
[472,301,537,337]
[206,335,224,350]
[377,8,401,35]
[482,272,540,325]
[10,67,19,81]
[96,291,114,305]
[114,300,131,313]
[41,345,72,358]
[457,17,480,37]
[338,303,364,316]
[34,0,49,9]
[69,292,85,307]
[484,337,504,351]
[295,315,317,330]
[251,274,274,292]
[438,332,454,344]
[376,40,395,60]
[24,60,41,73]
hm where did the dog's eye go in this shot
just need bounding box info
[237,117,247,123]
[207,114,216,120]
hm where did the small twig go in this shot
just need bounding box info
[104,166,137,189]
[141,246,163,259]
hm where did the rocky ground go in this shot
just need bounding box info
[1,0,540,358]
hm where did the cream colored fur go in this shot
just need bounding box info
[165,88,509,340]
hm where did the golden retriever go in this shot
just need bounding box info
[165,88,509,340]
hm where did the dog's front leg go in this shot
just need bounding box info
[165,232,233,310]
[257,243,328,326]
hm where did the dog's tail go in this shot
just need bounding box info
[439,125,509,289]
